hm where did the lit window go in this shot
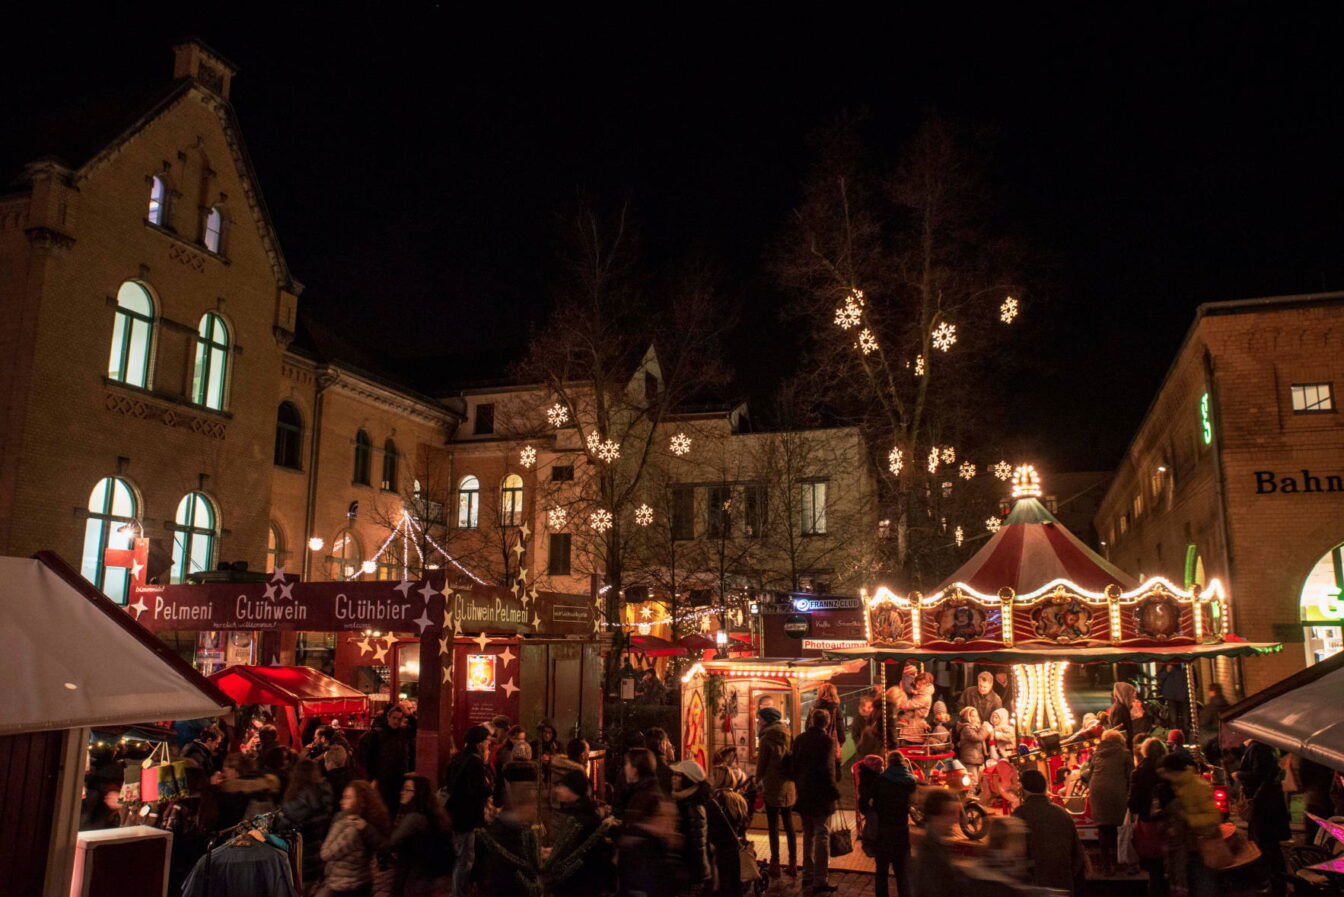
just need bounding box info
[500,474,524,527]
[80,477,137,604]
[800,480,828,535]
[377,538,403,580]
[107,282,155,388]
[203,206,223,253]
[458,475,480,528]
[326,530,363,580]
[171,492,217,583]
[382,439,399,491]
[266,523,285,572]
[191,313,230,410]
[274,402,303,469]
[353,430,371,485]
[147,175,166,225]
[1291,382,1335,413]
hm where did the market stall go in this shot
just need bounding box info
[1222,647,1344,771]
[208,664,371,748]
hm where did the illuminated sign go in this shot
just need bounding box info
[1200,393,1212,445]
[792,597,861,612]
[801,638,868,650]
[466,654,497,692]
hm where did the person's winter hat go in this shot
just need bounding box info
[465,724,492,746]
[559,769,591,797]
[757,706,782,725]
[511,741,534,761]
[491,715,511,730]
[670,759,707,783]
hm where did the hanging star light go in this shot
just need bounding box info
[954,525,965,547]
[670,432,692,456]
[927,447,940,473]
[856,328,878,355]
[914,354,926,376]
[634,503,654,526]
[1011,464,1043,498]
[589,509,613,532]
[941,446,956,464]
[985,516,1002,534]
[519,445,537,468]
[547,403,569,427]
[959,461,976,480]
[1000,296,1019,324]
[993,460,1013,481]
[932,321,957,352]
[887,446,903,476]
[547,506,567,530]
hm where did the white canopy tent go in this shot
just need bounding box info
[1224,649,1344,772]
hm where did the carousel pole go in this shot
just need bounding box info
[880,659,889,751]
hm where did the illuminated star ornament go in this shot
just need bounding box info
[634,503,654,526]
[670,432,692,456]
[993,460,1013,481]
[546,403,569,427]
[639,604,654,620]
[931,321,957,352]
[547,506,567,530]
[834,288,864,330]
[856,328,878,355]
[887,446,903,476]
[954,525,965,547]
[1000,296,1019,324]
[519,445,537,468]
[927,447,940,473]
[985,516,1002,534]
[1012,464,1043,499]
[590,509,613,533]
[959,461,976,480]
[941,446,956,464]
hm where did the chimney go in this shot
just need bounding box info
[172,39,236,100]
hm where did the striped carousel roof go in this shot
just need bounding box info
[937,496,1137,595]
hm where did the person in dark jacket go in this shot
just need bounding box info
[183,726,222,776]
[1108,681,1137,747]
[324,743,357,800]
[858,752,916,897]
[912,789,970,897]
[549,769,614,897]
[756,707,797,877]
[616,748,675,897]
[1128,737,1172,897]
[669,760,711,888]
[1237,740,1291,897]
[815,683,844,762]
[445,725,494,897]
[1013,769,1087,896]
[1082,729,1132,874]
[362,703,416,815]
[281,759,334,889]
[644,727,677,794]
[385,774,453,897]
[213,752,281,830]
[793,708,841,893]
[957,671,1004,726]
[1159,664,1190,733]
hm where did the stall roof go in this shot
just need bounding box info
[822,640,1281,665]
[687,657,867,680]
[208,665,370,716]
[0,553,232,735]
[1223,650,1344,772]
[628,635,687,657]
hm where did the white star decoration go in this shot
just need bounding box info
[993,460,1013,481]
[413,608,435,634]
[128,595,148,618]
[472,633,491,652]
[131,559,144,580]
[441,666,453,685]
[263,583,277,601]
[372,642,389,663]
[639,604,654,620]
[986,516,1002,534]
[354,637,370,656]
[548,506,568,530]
[394,580,415,597]
[438,634,451,656]
[499,646,516,666]
[590,509,613,533]
[932,321,957,352]
[269,566,287,582]
[278,581,294,600]
[959,461,976,480]
[417,581,440,602]
[634,503,654,526]
[501,678,519,698]
[547,403,569,427]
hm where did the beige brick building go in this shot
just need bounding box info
[1096,293,1344,694]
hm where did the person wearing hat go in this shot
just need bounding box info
[445,724,494,897]
[756,705,797,878]
[672,758,743,897]
[549,769,613,897]
[1012,768,1087,895]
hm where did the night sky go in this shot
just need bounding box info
[9,8,1344,471]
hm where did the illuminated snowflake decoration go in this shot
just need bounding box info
[941,446,956,464]
[585,430,601,453]
[954,526,965,547]
[634,503,654,526]
[547,506,568,530]
[597,439,621,463]
[959,461,976,480]
[519,445,537,468]
[927,447,940,474]
[834,289,864,330]
[993,460,1013,481]
[887,446,903,476]
[547,403,570,427]
[589,509,613,533]
[914,355,925,377]
[931,321,957,352]
[1000,296,1019,324]
[856,328,878,355]
[985,516,1002,534]
[670,432,692,456]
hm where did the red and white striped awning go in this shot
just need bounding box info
[938,497,1136,595]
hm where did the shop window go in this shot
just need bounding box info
[548,533,572,576]
[107,281,155,388]
[191,313,230,410]
[274,402,303,469]
[1300,543,1344,664]
[707,486,732,538]
[382,439,399,491]
[327,529,363,580]
[457,475,480,528]
[671,486,695,540]
[147,175,166,225]
[474,403,495,435]
[743,483,765,537]
[353,430,372,485]
[170,492,218,583]
[80,477,138,604]
[1291,382,1335,413]
[501,474,524,527]
[203,206,224,253]
[800,480,828,535]
[551,465,574,482]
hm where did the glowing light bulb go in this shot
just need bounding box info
[1011,464,1042,498]
[308,537,325,551]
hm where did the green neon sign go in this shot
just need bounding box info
[1200,393,1212,445]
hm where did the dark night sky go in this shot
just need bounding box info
[9,7,1344,471]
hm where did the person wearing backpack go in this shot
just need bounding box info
[384,774,454,897]
[756,706,797,878]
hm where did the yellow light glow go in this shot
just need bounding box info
[1011,464,1042,498]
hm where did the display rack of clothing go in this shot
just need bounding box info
[181,811,300,897]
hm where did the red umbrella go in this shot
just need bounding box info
[676,633,717,653]
[628,634,688,657]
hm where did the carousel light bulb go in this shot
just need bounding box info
[519,445,537,468]
[959,461,976,480]
[888,446,903,476]
[1000,296,1019,324]
[941,446,956,464]
[308,536,325,551]
[670,432,692,456]
[932,321,957,352]
[985,516,1001,534]
[856,328,878,354]
[993,460,1013,481]
[547,506,568,530]
[547,403,570,427]
[634,503,654,526]
[927,447,940,473]
[589,509,613,533]
[1011,464,1043,498]
[914,354,926,376]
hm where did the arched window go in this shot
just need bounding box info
[171,492,218,583]
[382,439,399,491]
[80,477,137,604]
[203,206,224,253]
[191,313,230,410]
[377,537,404,580]
[353,430,372,485]
[266,523,286,572]
[501,474,524,527]
[457,475,480,528]
[147,175,166,225]
[275,402,303,469]
[327,529,363,580]
[107,281,155,388]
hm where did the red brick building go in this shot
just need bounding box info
[1096,292,1344,694]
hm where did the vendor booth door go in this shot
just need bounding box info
[452,642,521,741]
[519,641,601,739]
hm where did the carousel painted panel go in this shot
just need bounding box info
[1013,586,1111,645]
[920,588,1004,646]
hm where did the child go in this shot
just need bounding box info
[926,701,953,753]
[989,708,1017,759]
[897,708,930,747]
[956,706,989,784]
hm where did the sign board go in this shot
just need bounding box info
[801,638,868,650]
[791,596,862,611]
[783,614,811,638]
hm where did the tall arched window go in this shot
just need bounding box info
[458,475,480,528]
[501,474,524,527]
[191,313,230,410]
[382,439,399,491]
[171,492,218,583]
[107,281,155,388]
[327,530,363,580]
[267,523,286,572]
[80,477,137,604]
[203,206,224,253]
[377,537,404,580]
[275,402,303,469]
[147,175,166,225]
[353,430,372,485]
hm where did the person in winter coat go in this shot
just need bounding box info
[644,727,677,794]
[281,759,334,889]
[549,769,614,897]
[926,702,952,753]
[1198,684,1230,735]
[1237,740,1291,896]
[955,707,989,783]
[616,748,676,897]
[362,703,416,814]
[1082,728,1132,873]
[793,708,842,892]
[445,725,495,897]
[500,741,540,823]
[988,708,1016,759]
[896,708,931,746]
[1131,695,1155,742]
[1128,738,1173,897]
[321,779,391,897]
[1109,681,1138,746]
[756,706,797,877]
[385,774,453,897]
[1160,752,1222,897]
[900,673,936,721]
[214,752,282,830]
[815,682,844,760]
[670,760,712,888]
[324,743,356,801]
[183,726,223,776]
[1159,664,1191,734]
[858,752,916,897]
[912,789,971,897]
[958,671,1004,725]
[1013,769,1087,896]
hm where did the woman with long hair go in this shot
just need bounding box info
[321,779,391,897]
[815,682,843,760]
[385,774,453,897]
[282,758,333,889]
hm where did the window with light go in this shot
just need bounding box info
[80,477,138,604]
[267,523,285,572]
[148,175,166,225]
[171,492,218,583]
[382,439,399,491]
[107,281,155,388]
[458,475,480,528]
[191,313,230,410]
[800,480,828,535]
[353,430,372,485]
[1291,382,1335,413]
[327,530,363,580]
[203,206,224,253]
[501,474,524,527]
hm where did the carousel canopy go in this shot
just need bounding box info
[939,496,1136,594]
[824,639,1281,665]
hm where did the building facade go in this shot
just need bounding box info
[1096,293,1344,693]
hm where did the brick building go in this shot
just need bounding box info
[1096,292,1344,693]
